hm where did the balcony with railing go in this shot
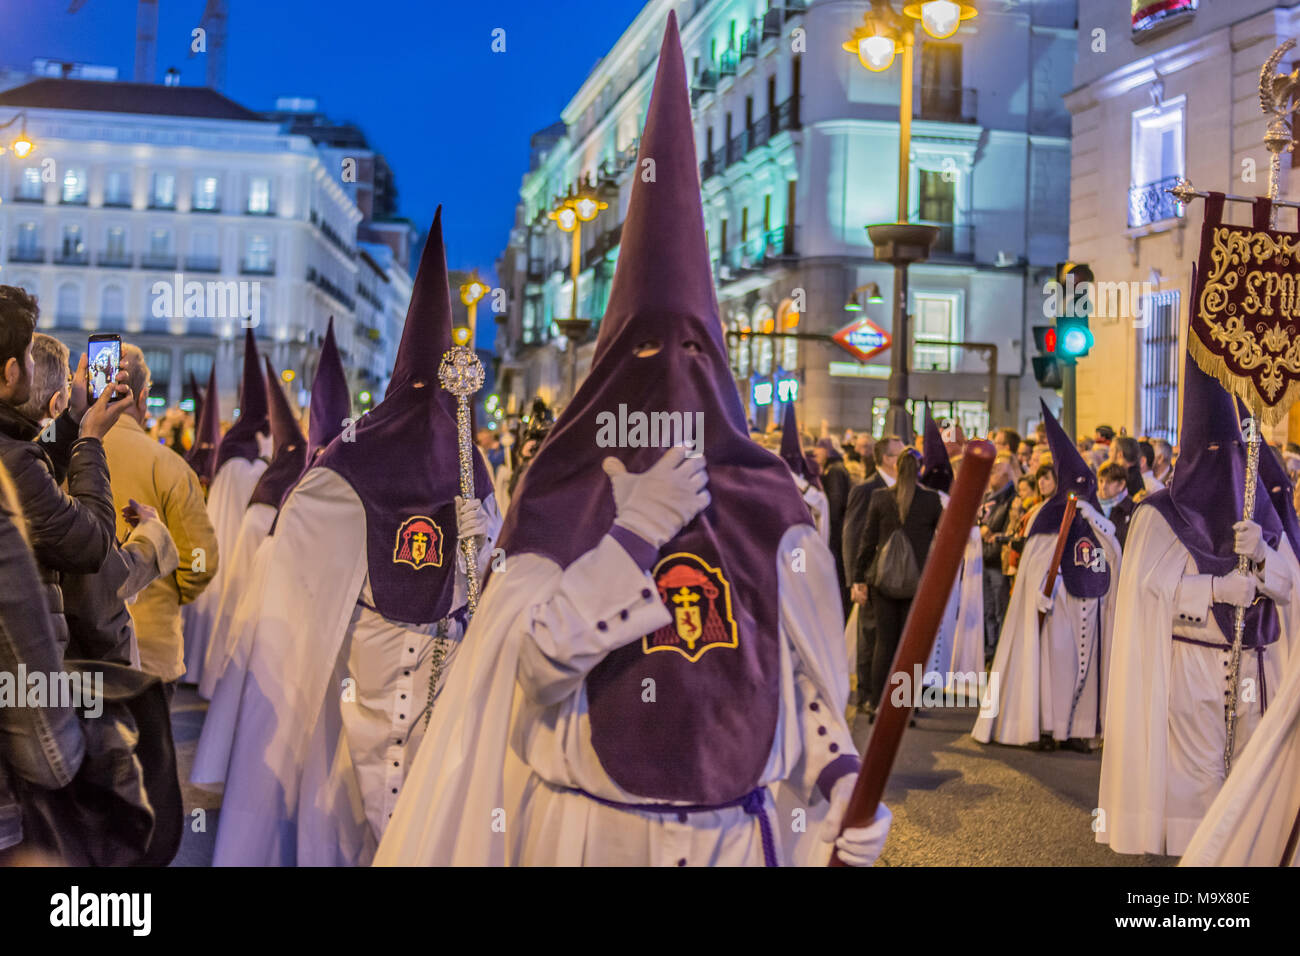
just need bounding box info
[719,50,738,77]
[11,191,43,204]
[784,0,808,19]
[913,221,974,261]
[96,252,134,269]
[700,97,801,182]
[185,255,223,273]
[1128,176,1184,228]
[54,248,89,266]
[9,246,45,263]
[917,86,977,124]
[713,226,797,284]
[240,258,276,276]
[140,253,177,270]
[692,68,718,104]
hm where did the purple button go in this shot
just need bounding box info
[809,701,820,712]
[642,588,652,599]
[829,743,839,753]
[677,858,687,866]
[597,621,608,631]
[817,726,827,736]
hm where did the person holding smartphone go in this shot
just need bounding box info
[0,285,135,655]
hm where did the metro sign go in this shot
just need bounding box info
[832,316,892,362]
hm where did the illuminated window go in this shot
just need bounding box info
[194,174,220,211]
[248,176,271,214]
[912,291,960,372]
[19,167,42,200]
[151,172,176,209]
[61,167,87,204]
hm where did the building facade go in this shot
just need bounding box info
[497,0,1078,437]
[0,78,409,419]
[1066,0,1300,444]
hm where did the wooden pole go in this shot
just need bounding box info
[830,438,995,866]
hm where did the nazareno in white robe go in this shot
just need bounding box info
[209,465,500,866]
[925,491,984,696]
[1097,504,1299,857]
[182,456,266,687]
[196,501,275,701]
[1180,631,1300,866]
[190,502,276,785]
[972,500,1121,745]
[374,523,857,867]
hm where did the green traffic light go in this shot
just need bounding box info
[1059,326,1093,356]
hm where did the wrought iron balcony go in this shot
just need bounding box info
[9,246,45,263]
[917,86,977,124]
[185,255,223,273]
[763,9,782,37]
[740,24,761,59]
[11,192,43,204]
[54,249,89,266]
[784,0,808,20]
[727,129,750,166]
[240,258,276,276]
[719,51,738,77]
[140,253,177,270]
[96,252,134,269]
[1128,176,1184,228]
[102,196,132,209]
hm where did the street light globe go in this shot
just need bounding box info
[903,0,976,39]
[11,136,33,159]
[858,35,897,72]
[574,197,599,221]
[552,207,577,232]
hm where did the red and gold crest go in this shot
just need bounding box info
[393,515,443,570]
[643,553,738,663]
[1073,535,1105,573]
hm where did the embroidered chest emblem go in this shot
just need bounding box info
[1073,536,1106,573]
[393,516,444,570]
[643,553,738,662]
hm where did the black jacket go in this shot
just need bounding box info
[854,484,944,587]
[0,477,85,852]
[842,471,887,588]
[0,405,116,656]
[979,481,1016,566]
[821,460,852,585]
[1104,495,1137,549]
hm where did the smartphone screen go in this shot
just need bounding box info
[87,334,121,402]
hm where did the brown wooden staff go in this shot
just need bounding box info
[1038,493,1078,630]
[830,438,995,866]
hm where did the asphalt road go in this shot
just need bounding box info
[168,686,1170,867]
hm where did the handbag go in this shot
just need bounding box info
[868,527,920,600]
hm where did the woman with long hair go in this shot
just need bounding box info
[851,448,944,715]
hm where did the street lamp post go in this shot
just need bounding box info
[547,177,607,402]
[844,1,976,441]
[459,271,490,345]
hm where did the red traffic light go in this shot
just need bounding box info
[1044,328,1056,354]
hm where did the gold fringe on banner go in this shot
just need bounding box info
[1187,331,1300,427]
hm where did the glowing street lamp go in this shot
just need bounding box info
[547,178,608,323]
[903,0,977,40]
[459,270,490,343]
[0,111,35,158]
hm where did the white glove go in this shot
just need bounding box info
[455,495,488,541]
[1035,575,1060,616]
[603,447,710,549]
[821,774,891,867]
[1233,520,1269,565]
[1212,571,1257,608]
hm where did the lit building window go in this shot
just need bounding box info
[61,224,85,259]
[104,170,132,206]
[1129,98,1185,227]
[194,174,220,211]
[912,291,960,372]
[105,227,127,259]
[245,234,271,271]
[248,176,272,214]
[19,167,42,200]
[149,229,171,256]
[61,167,87,204]
[152,172,176,209]
[1140,290,1181,443]
[16,221,39,254]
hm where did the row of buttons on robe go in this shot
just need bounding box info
[593,587,658,633]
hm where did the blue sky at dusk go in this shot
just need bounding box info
[0,0,649,288]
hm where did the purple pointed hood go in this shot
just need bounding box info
[185,363,221,484]
[1255,424,1300,560]
[919,407,952,494]
[779,403,819,488]
[312,208,490,625]
[308,317,350,461]
[214,327,269,471]
[1029,398,1109,598]
[248,357,308,510]
[1145,354,1283,644]
[188,371,204,428]
[495,12,809,806]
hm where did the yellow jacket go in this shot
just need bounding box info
[103,415,218,681]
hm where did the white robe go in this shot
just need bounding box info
[374,523,856,867]
[1097,505,1299,857]
[182,456,266,687]
[925,491,984,696]
[790,472,830,547]
[973,501,1121,745]
[196,502,275,700]
[210,467,500,866]
[1181,633,1300,866]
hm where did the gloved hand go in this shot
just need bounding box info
[1212,571,1257,608]
[455,495,488,541]
[821,774,892,867]
[603,447,710,549]
[1233,520,1269,564]
[1035,576,1060,616]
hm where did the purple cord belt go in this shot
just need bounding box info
[569,786,778,866]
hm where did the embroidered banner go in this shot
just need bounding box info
[1190,192,1300,426]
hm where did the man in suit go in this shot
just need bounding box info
[842,435,903,708]
[978,454,1018,656]
[1097,462,1137,548]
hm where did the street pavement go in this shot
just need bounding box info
[167,686,1170,867]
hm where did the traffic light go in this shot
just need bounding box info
[1054,262,1095,361]
[1031,324,1063,389]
